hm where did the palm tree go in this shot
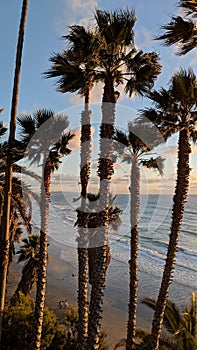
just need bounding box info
[0,3,28,341]
[155,0,197,56]
[6,177,32,265]
[114,121,164,349]
[0,160,41,269]
[44,26,99,348]
[142,291,197,350]
[0,159,36,265]
[140,68,197,350]
[14,234,44,297]
[18,109,74,350]
[87,8,162,348]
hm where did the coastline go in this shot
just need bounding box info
[6,237,153,349]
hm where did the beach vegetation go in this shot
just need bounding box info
[62,305,109,350]
[1,292,65,350]
[141,291,197,350]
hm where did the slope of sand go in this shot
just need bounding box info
[6,238,152,349]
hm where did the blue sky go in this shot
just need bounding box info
[1,0,197,194]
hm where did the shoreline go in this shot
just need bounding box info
[7,237,153,349]
[7,235,195,348]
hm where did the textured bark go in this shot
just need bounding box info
[150,127,191,350]
[87,244,109,349]
[88,245,110,285]
[0,0,28,342]
[77,244,89,348]
[126,154,140,350]
[87,75,115,349]
[33,158,51,350]
[77,87,91,349]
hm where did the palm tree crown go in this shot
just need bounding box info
[141,68,197,140]
[44,25,99,98]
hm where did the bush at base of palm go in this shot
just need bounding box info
[63,305,109,350]
[1,292,65,350]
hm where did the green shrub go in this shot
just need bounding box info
[63,306,109,350]
[2,292,65,350]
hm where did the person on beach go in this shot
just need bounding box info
[59,300,63,309]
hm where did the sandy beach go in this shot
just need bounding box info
[6,237,153,349]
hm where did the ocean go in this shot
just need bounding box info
[32,192,197,311]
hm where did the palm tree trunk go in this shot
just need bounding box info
[126,154,140,349]
[77,87,92,349]
[87,75,115,349]
[150,127,191,350]
[0,0,28,342]
[33,158,51,350]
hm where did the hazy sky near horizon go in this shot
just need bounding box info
[1,0,197,195]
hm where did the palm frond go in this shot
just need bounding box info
[0,122,7,138]
[180,0,197,18]
[190,128,197,143]
[44,51,86,94]
[141,297,182,335]
[17,114,36,144]
[155,15,197,55]
[139,68,197,142]
[95,8,136,47]
[113,338,126,349]
[140,156,165,176]
[126,51,162,96]
[18,109,70,166]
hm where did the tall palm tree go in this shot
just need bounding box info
[140,68,197,350]
[14,234,43,297]
[142,291,197,350]
[0,0,28,342]
[44,26,99,348]
[18,109,74,350]
[87,9,162,348]
[114,121,164,349]
[155,0,197,56]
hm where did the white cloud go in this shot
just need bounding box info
[69,94,83,106]
[135,26,155,51]
[55,0,98,35]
